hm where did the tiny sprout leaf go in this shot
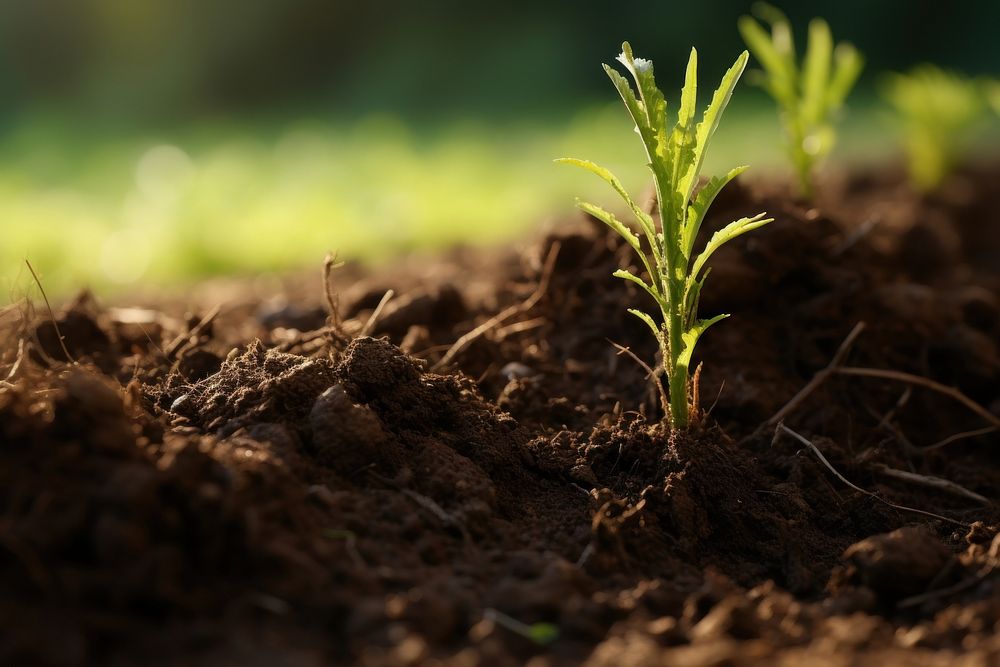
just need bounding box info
[528,623,560,646]
[986,80,1000,115]
[483,609,560,647]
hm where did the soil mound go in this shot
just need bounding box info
[2,165,1000,665]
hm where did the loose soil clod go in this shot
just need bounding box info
[2,165,1000,665]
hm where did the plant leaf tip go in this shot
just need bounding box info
[563,37,773,430]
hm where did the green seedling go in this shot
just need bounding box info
[558,43,771,430]
[738,3,863,198]
[882,65,988,191]
[986,80,1000,116]
[484,609,559,646]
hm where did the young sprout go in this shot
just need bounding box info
[881,65,988,191]
[986,80,1000,116]
[558,43,772,430]
[738,3,863,198]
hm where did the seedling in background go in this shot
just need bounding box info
[882,66,988,192]
[558,43,771,430]
[738,3,863,198]
[987,80,1000,116]
[483,609,559,646]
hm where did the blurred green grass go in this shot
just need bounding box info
[0,101,898,302]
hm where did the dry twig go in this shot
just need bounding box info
[321,252,352,349]
[835,366,1000,429]
[26,260,75,364]
[762,322,1000,449]
[358,289,394,338]
[165,304,221,360]
[367,469,470,542]
[872,464,992,507]
[495,317,547,341]
[765,321,866,426]
[609,340,669,422]
[432,241,560,371]
[897,564,998,609]
[924,426,1000,451]
[774,424,970,528]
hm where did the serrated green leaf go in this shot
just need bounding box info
[614,268,663,304]
[615,43,669,169]
[578,201,641,252]
[676,313,728,371]
[682,269,710,326]
[583,202,658,286]
[556,157,659,258]
[627,308,663,342]
[690,212,773,279]
[670,48,699,193]
[680,52,749,205]
[618,42,668,135]
[684,166,749,259]
[604,65,655,153]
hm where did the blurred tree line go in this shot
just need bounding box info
[0,0,997,125]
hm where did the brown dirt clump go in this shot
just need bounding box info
[1,163,1000,665]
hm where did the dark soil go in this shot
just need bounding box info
[2,164,1000,666]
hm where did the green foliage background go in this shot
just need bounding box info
[0,0,997,299]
